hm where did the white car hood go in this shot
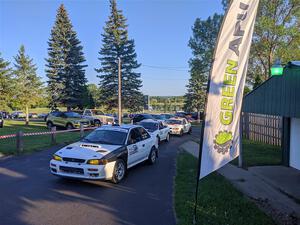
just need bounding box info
[167,124,183,129]
[54,142,122,160]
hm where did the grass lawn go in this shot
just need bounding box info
[0,120,89,155]
[232,139,282,167]
[175,152,275,225]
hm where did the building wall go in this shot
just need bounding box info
[290,118,300,170]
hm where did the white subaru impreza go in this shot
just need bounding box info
[50,124,158,183]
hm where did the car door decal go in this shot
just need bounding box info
[128,144,138,155]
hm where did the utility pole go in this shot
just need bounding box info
[118,57,122,124]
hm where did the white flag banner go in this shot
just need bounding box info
[199,0,259,179]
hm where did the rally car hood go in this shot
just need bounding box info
[166,124,182,128]
[54,142,122,160]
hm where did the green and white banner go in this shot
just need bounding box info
[199,0,259,179]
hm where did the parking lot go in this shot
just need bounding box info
[0,126,201,225]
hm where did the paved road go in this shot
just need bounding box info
[0,127,201,225]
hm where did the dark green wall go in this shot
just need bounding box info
[243,65,300,118]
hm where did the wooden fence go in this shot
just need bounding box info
[241,112,282,146]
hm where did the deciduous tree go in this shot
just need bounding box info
[248,0,300,83]
[184,14,223,113]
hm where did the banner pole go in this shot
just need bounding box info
[192,1,233,224]
[192,91,209,224]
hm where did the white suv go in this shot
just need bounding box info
[83,109,117,125]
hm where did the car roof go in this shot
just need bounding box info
[168,117,185,121]
[96,124,142,132]
[140,119,158,123]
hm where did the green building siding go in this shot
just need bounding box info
[243,65,300,118]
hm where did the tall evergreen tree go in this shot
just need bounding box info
[46,4,87,110]
[13,45,43,125]
[96,0,143,112]
[184,14,223,113]
[0,53,13,111]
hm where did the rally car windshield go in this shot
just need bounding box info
[165,120,182,125]
[82,130,127,145]
[139,122,158,132]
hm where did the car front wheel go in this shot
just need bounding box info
[156,136,160,147]
[47,121,53,129]
[148,147,157,165]
[66,123,74,130]
[94,120,101,127]
[179,129,183,136]
[165,133,170,142]
[112,159,126,184]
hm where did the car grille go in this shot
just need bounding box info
[59,166,84,174]
[62,157,85,163]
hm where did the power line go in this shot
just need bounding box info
[142,76,189,81]
[141,64,189,72]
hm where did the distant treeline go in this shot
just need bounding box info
[149,96,184,112]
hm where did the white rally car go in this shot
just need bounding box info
[50,124,158,183]
[165,117,192,136]
[138,119,170,146]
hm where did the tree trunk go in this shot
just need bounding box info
[25,105,29,126]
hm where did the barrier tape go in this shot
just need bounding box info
[0,126,98,140]
[0,134,17,139]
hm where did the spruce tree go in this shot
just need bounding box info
[0,53,13,111]
[184,14,223,113]
[96,0,143,112]
[46,4,87,110]
[13,45,43,125]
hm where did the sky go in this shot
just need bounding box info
[0,0,224,96]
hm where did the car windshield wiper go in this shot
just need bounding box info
[82,138,92,142]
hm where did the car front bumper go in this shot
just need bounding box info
[169,128,181,135]
[50,160,115,180]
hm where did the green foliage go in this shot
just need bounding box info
[243,86,251,96]
[86,83,101,108]
[46,4,87,110]
[248,0,300,83]
[150,96,184,112]
[96,0,143,112]
[232,139,282,167]
[184,14,223,112]
[0,53,13,111]
[13,45,44,112]
[253,74,263,89]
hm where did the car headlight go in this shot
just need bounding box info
[53,154,62,161]
[87,159,108,165]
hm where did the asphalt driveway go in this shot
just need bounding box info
[0,127,201,225]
